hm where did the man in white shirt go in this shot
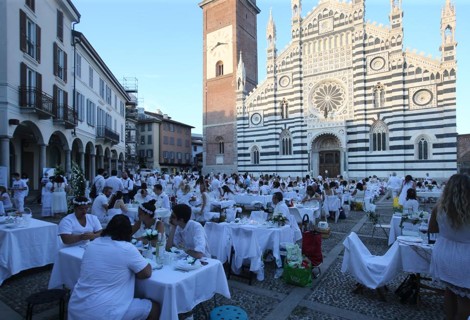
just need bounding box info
[104,170,123,195]
[121,172,134,204]
[166,204,210,258]
[11,172,28,214]
[173,172,183,193]
[386,172,402,200]
[92,168,106,196]
[152,184,170,210]
[91,186,112,221]
[271,192,290,218]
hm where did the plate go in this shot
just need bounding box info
[397,235,423,243]
[174,259,202,271]
[4,224,19,229]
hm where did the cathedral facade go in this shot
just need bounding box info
[203,0,457,180]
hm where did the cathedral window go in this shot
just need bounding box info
[373,83,385,108]
[280,130,292,155]
[216,61,224,77]
[216,136,224,154]
[417,137,430,160]
[281,98,289,119]
[252,146,260,165]
[370,121,388,152]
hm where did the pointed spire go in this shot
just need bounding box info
[236,51,246,92]
[266,8,276,49]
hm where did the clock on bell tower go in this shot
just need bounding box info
[199,0,260,174]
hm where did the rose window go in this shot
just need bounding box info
[310,81,345,118]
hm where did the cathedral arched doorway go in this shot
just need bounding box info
[310,134,342,179]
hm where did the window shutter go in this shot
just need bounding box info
[53,84,58,117]
[19,9,26,52]
[36,72,42,108]
[36,25,41,63]
[53,43,58,76]
[64,51,67,83]
[57,10,64,42]
[19,62,27,106]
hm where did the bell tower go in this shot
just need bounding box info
[200,0,260,174]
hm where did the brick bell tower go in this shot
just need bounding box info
[199,0,260,175]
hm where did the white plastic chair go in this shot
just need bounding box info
[228,227,263,283]
[324,195,341,223]
[341,232,401,290]
[204,222,231,263]
[249,211,267,223]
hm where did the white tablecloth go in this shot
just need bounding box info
[416,191,442,199]
[48,246,230,320]
[294,205,321,222]
[206,222,292,279]
[234,194,272,208]
[399,242,432,274]
[388,214,423,245]
[0,218,59,285]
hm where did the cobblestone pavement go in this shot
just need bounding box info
[0,197,444,319]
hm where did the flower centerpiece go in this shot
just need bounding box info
[270,214,288,226]
[426,184,435,191]
[399,212,428,228]
[143,229,159,241]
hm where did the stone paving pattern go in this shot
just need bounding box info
[0,196,445,319]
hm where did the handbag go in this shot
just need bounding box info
[283,263,312,287]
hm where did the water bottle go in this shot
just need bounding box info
[155,233,164,268]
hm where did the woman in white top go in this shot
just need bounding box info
[132,199,165,246]
[177,184,193,205]
[58,196,102,246]
[51,175,68,216]
[403,188,419,213]
[399,175,417,206]
[0,186,13,211]
[107,191,128,218]
[41,178,54,217]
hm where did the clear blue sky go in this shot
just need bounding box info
[73,0,469,135]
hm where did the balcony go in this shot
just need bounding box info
[18,86,54,119]
[97,125,120,145]
[53,103,77,129]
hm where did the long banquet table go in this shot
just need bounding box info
[48,246,230,320]
[0,218,59,285]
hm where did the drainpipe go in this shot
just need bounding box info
[72,19,80,137]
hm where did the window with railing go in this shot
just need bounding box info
[53,43,67,82]
[20,10,40,62]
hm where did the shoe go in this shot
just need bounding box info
[274,268,283,279]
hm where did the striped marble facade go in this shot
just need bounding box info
[235,0,457,180]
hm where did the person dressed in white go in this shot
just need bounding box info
[91,168,106,198]
[133,183,152,204]
[386,172,402,200]
[58,197,102,247]
[121,172,134,204]
[41,177,54,217]
[403,188,419,213]
[177,184,194,205]
[104,170,123,195]
[398,175,417,207]
[152,184,170,210]
[271,192,290,218]
[107,191,128,219]
[11,172,28,214]
[51,175,68,217]
[131,199,165,244]
[0,186,13,211]
[91,187,112,222]
[166,204,210,258]
[68,214,160,320]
